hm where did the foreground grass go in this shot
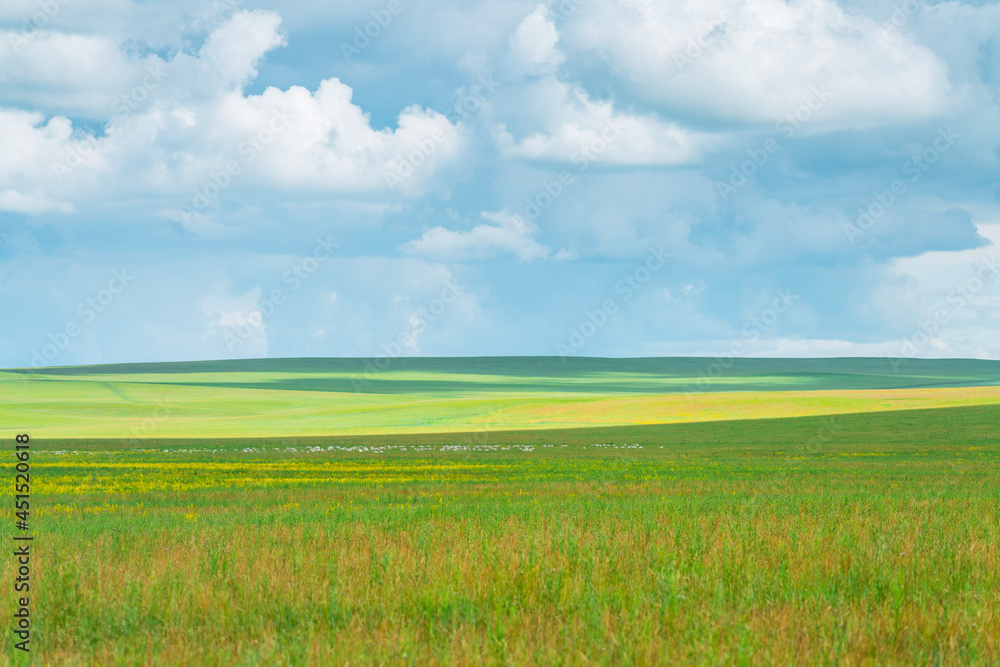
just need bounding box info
[4,407,999,665]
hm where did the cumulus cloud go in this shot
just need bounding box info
[495,79,714,165]
[567,0,952,130]
[198,9,286,88]
[0,31,142,117]
[0,10,466,223]
[401,210,573,262]
[494,6,715,166]
[507,5,565,76]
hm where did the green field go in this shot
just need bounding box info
[3,358,999,664]
[5,357,1000,439]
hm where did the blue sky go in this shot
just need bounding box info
[1,0,999,367]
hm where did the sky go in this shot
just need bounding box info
[1,0,999,368]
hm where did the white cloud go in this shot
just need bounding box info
[161,208,232,240]
[495,79,714,165]
[0,0,186,49]
[198,9,286,88]
[493,8,715,166]
[507,5,565,76]
[0,189,72,214]
[0,110,75,184]
[910,3,1000,87]
[401,210,573,262]
[0,31,142,117]
[249,83,463,194]
[0,10,466,221]
[567,0,952,130]
[888,222,1000,357]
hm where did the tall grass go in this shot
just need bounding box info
[4,408,998,665]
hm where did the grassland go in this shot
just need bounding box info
[4,357,1000,439]
[2,358,999,665]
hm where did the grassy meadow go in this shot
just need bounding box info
[4,356,1000,439]
[2,357,999,664]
